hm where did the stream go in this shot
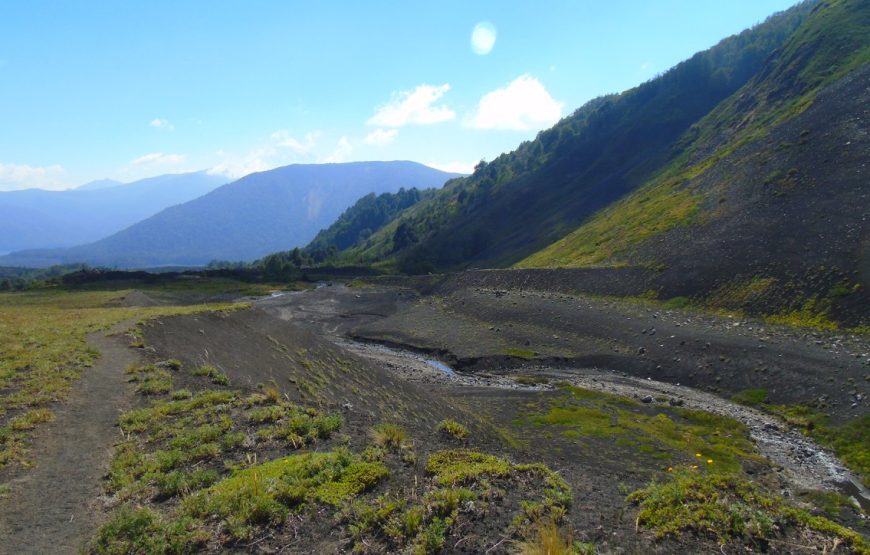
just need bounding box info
[341,338,870,512]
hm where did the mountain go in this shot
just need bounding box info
[0,172,226,253]
[0,162,460,268]
[305,187,438,257]
[330,0,868,325]
[336,1,818,274]
[519,0,870,325]
[75,179,123,191]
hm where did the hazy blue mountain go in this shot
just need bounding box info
[75,179,124,191]
[1,161,460,268]
[0,171,227,252]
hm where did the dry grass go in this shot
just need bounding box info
[0,288,244,468]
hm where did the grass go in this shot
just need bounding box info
[765,296,839,331]
[96,450,388,550]
[341,449,573,554]
[767,406,870,488]
[514,375,550,386]
[628,467,869,553]
[126,364,173,395]
[731,388,769,406]
[96,376,356,550]
[436,419,469,440]
[502,347,538,360]
[91,505,206,555]
[182,450,388,540]
[519,385,758,474]
[371,423,409,449]
[0,287,244,469]
[109,386,344,498]
[517,520,595,555]
[517,179,700,268]
[191,365,230,386]
[517,0,870,272]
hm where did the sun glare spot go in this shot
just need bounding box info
[471,21,497,55]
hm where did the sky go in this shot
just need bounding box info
[0,0,799,191]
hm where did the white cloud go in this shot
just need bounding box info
[270,130,321,153]
[0,162,66,191]
[131,152,186,166]
[209,129,350,179]
[367,84,455,127]
[471,22,497,55]
[364,128,398,146]
[426,161,475,175]
[321,136,353,163]
[467,74,563,131]
[208,146,277,179]
[148,118,174,131]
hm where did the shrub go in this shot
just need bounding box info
[436,419,469,440]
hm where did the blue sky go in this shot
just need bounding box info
[0,0,798,190]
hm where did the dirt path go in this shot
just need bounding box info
[0,323,139,555]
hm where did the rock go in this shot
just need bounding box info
[637,347,646,355]
[668,398,684,407]
[641,395,654,403]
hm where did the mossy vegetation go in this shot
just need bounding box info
[628,467,870,553]
[0,288,244,469]
[765,296,839,331]
[519,385,758,474]
[517,180,700,268]
[182,450,388,540]
[435,419,469,440]
[502,347,538,359]
[97,364,577,553]
[191,365,230,386]
[341,448,573,554]
[731,388,769,406]
[767,405,870,488]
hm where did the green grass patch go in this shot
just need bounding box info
[502,348,538,360]
[192,365,230,386]
[435,419,469,441]
[340,449,572,553]
[517,179,700,268]
[182,449,388,540]
[0,287,244,469]
[628,467,869,553]
[731,388,768,406]
[519,385,757,473]
[767,406,869,488]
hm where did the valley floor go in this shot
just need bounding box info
[1,278,868,553]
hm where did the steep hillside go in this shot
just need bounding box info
[0,172,226,253]
[521,0,870,325]
[305,187,437,256]
[341,1,816,273]
[1,162,458,268]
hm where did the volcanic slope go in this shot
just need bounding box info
[520,0,870,327]
[338,1,817,272]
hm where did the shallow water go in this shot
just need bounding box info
[424,358,456,375]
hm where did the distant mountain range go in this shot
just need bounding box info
[0,161,460,268]
[0,172,226,253]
